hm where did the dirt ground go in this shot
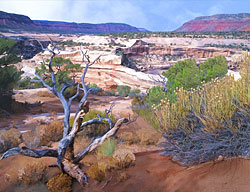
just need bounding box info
[1,89,250,192]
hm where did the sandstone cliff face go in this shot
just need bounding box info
[0,10,148,34]
[119,40,235,71]
[40,50,161,92]
[175,13,250,32]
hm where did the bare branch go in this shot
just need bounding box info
[149,74,168,92]
[123,114,138,125]
[74,118,128,163]
[0,147,58,160]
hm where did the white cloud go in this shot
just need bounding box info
[207,5,222,16]
[0,0,68,21]
[67,0,147,27]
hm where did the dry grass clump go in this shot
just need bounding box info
[21,130,40,148]
[118,131,139,144]
[136,128,161,145]
[37,91,55,98]
[18,162,47,185]
[87,148,135,182]
[46,173,72,192]
[86,162,107,182]
[36,121,64,146]
[0,128,21,153]
[111,148,135,169]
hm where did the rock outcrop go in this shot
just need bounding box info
[119,40,235,71]
[0,10,148,34]
[175,13,250,32]
[40,50,161,92]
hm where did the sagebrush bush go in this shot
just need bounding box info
[37,91,55,97]
[86,162,106,182]
[117,85,131,97]
[0,128,22,153]
[36,121,64,146]
[18,162,47,185]
[46,173,72,192]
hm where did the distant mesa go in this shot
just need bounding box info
[0,10,149,34]
[175,13,250,32]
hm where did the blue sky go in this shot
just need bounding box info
[0,0,249,31]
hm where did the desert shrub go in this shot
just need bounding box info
[86,162,106,182]
[162,58,200,90]
[156,52,249,166]
[36,121,64,146]
[96,138,116,157]
[117,85,131,97]
[161,56,228,103]
[0,128,21,153]
[199,55,228,82]
[136,128,161,145]
[111,148,135,169]
[128,89,140,97]
[16,77,32,89]
[146,86,167,107]
[118,131,139,144]
[22,130,40,148]
[37,91,55,97]
[46,173,72,192]
[104,89,116,96]
[18,162,47,185]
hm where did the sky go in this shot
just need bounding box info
[0,0,249,31]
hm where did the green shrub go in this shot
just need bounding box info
[129,89,140,97]
[96,138,116,157]
[162,59,201,91]
[161,56,228,103]
[117,85,131,97]
[199,55,228,82]
[16,77,32,89]
[146,86,167,107]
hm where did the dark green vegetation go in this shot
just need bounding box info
[133,52,250,166]
[204,43,250,51]
[148,56,228,104]
[0,37,22,113]
[99,31,250,40]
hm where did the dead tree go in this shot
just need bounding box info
[0,41,134,184]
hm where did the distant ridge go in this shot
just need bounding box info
[0,10,149,34]
[175,13,250,32]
